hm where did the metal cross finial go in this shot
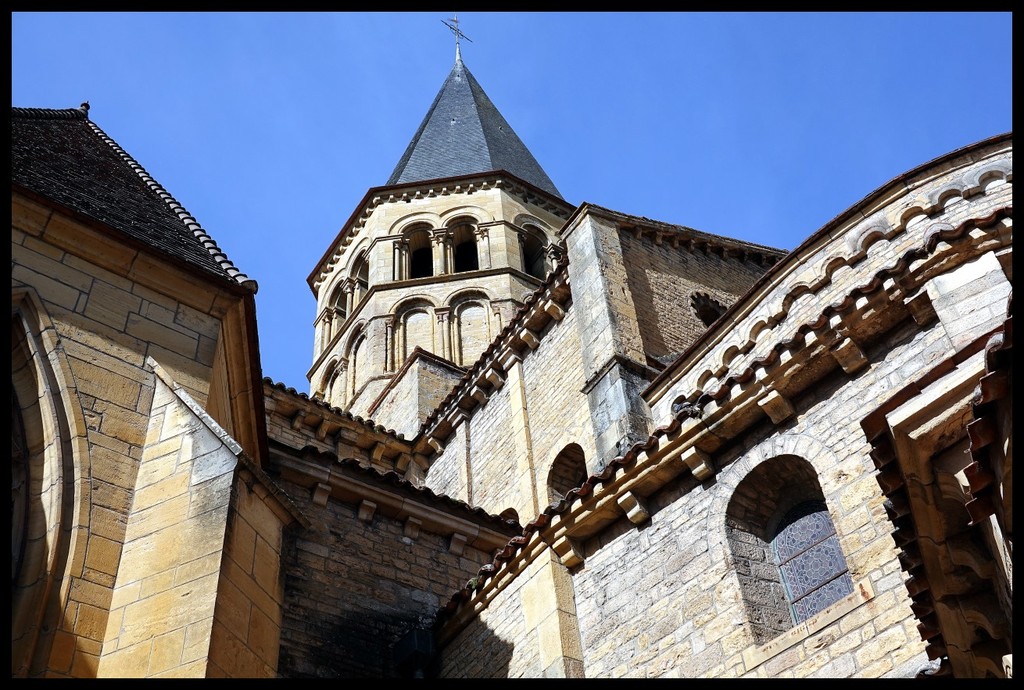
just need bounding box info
[442,14,472,61]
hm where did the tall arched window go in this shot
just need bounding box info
[725,455,853,644]
[520,225,548,279]
[329,282,348,321]
[547,443,588,505]
[451,223,479,273]
[405,227,433,279]
[328,281,348,339]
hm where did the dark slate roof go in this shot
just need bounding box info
[11,105,252,287]
[386,56,563,199]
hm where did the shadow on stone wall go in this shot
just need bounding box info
[279,605,515,678]
[279,607,432,678]
[436,613,515,679]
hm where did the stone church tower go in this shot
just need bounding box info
[11,24,1011,679]
[307,49,573,434]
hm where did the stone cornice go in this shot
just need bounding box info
[859,334,1000,670]
[563,203,787,265]
[272,445,521,553]
[264,377,417,450]
[645,155,1013,407]
[434,202,1013,642]
[964,297,1012,528]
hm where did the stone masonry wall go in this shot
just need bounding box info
[452,381,516,513]
[424,305,596,522]
[519,306,598,495]
[439,552,546,678]
[425,416,476,505]
[618,230,771,362]
[98,367,237,678]
[571,322,950,678]
[11,195,231,677]
[207,468,290,677]
[562,213,654,464]
[371,355,467,440]
[275,476,495,678]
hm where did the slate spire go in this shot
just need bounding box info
[386,54,563,199]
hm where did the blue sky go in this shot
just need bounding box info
[11,12,1013,392]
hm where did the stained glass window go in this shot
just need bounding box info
[772,500,853,623]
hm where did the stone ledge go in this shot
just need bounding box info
[741,577,875,672]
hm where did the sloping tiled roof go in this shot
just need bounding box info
[294,446,523,536]
[386,56,563,199]
[11,105,252,288]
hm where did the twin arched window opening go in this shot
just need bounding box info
[400,221,480,280]
[353,253,369,301]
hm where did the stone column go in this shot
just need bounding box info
[393,239,407,281]
[432,229,449,276]
[382,315,396,372]
[341,278,355,319]
[474,226,492,269]
[435,308,452,360]
[335,358,349,408]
